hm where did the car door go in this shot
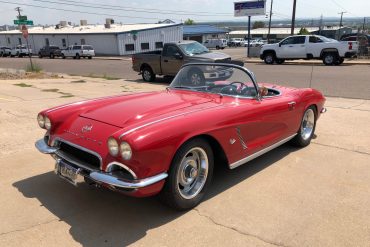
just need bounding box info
[278,36,307,58]
[161,45,184,76]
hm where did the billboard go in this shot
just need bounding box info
[234,0,266,17]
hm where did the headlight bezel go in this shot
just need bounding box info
[44,117,52,130]
[37,114,45,128]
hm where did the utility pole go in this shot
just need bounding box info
[267,0,273,43]
[15,7,21,18]
[319,14,323,35]
[15,7,34,71]
[338,11,346,27]
[363,17,366,33]
[291,0,297,35]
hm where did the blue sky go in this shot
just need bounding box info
[0,0,369,25]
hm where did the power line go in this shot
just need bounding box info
[30,0,232,17]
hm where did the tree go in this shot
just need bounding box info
[298,27,310,35]
[253,21,265,29]
[184,19,195,25]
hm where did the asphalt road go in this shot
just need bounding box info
[0,50,369,99]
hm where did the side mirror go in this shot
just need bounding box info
[174,53,183,59]
[279,43,282,47]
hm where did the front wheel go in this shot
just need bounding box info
[291,106,316,147]
[159,138,214,210]
[264,53,275,64]
[75,53,80,59]
[61,54,65,59]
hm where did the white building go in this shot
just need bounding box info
[0,21,183,55]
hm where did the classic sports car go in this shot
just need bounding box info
[35,63,326,210]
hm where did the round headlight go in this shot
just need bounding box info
[44,117,51,130]
[120,142,132,160]
[37,114,45,128]
[108,137,119,156]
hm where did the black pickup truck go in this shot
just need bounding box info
[132,41,233,82]
[38,46,62,59]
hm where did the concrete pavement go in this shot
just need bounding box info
[0,77,369,246]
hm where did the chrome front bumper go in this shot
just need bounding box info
[35,138,168,189]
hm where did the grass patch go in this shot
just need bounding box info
[58,91,74,98]
[42,88,59,92]
[25,63,42,73]
[13,83,32,87]
[71,79,86,83]
[86,73,121,80]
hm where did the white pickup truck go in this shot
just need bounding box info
[10,45,32,58]
[61,45,95,59]
[260,35,358,65]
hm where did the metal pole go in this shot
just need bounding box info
[338,12,346,40]
[363,17,366,33]
[247,16,251,58]
[267,0,273,43]
[291,0,297,35]
[25,37,34,70]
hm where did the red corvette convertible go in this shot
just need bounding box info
[35,63,326,210]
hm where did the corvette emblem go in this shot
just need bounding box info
[81,125,93,133]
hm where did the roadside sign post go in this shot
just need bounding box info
[21,25,34,71]
[234,0,266,58]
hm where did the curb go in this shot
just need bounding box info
[242,59,370,65]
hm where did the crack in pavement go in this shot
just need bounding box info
[192,208,290,247]
[312,142,370,156]
[0,218,60,237]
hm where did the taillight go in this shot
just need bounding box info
[348,42,352,50]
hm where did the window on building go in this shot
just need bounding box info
[45,38,49,46]
[155,42,163,49]
[7,37,10,44]
[125,44,135,51]
[62,38,66,47]
[141,43,149,50]
[18,38,22,45]
[81,39,86,45]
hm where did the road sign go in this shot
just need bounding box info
[21,25,28,39]
[234,0,266,17]
[13,20,33,25]
[19,15,27,21]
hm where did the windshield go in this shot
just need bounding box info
[170,64,258,98]
[178,42,209,56]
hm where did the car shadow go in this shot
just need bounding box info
[13,144,298,246]
[125,76,173,86]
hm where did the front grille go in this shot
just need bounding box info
[57,141,101,170]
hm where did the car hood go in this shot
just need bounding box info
[191,52,231,61]
[79,91,216,128]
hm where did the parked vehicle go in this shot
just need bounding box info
[132,41,232,82]
[10,45,32,58]
[35,63,326,210]
[38,45,62,59]
[203,39,227,49]
[0,46,11,57]
[228,38,244,47]
[245,39,266,47]
[260,35,358,65]
[340,34,370,55]
[61,45,95,59]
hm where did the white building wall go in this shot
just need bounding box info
[117,25,183,55]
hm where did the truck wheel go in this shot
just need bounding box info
[322,53,336,66]
[264,53,275,64]
[188,69,205,86]
[159,138,214,210]
[88,56,92,59]
[276,59,285,64]
[61,54,65,59]
[141,66,156,82]
[38,53,42,58]
[50,53,54,59]
[75,53,80,59]
[216,46,220,50]
[334,57,344,65]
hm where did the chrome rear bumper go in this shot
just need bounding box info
[35,138,167,189]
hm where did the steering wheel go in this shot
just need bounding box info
[229,81,245,93]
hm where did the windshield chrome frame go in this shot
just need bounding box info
[170,62,261,101]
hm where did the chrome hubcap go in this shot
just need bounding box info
[143,70,151,80]
[190,73,201,85]
[266,55,273,63]
[300,109,315,140]
[325,55,334,64]
[177,147,208,199]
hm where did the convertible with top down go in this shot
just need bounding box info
[35,63,326,210]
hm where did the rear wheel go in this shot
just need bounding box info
[38,53,42,58]
[188,69,205,86]
[88,56,92,59]
[216,46,220,50]
[322,52,337,66]
[50,53,54,59]
[75,53,80,59]
[291,106,316,147]
[61,54,65,59]
[159,138,214,210]
[264,53,275,64]
[276,59,285,64]
[141,66,156,82]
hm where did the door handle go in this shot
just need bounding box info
[164,59,169,62]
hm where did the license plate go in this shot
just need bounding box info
[55,160,80,186]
